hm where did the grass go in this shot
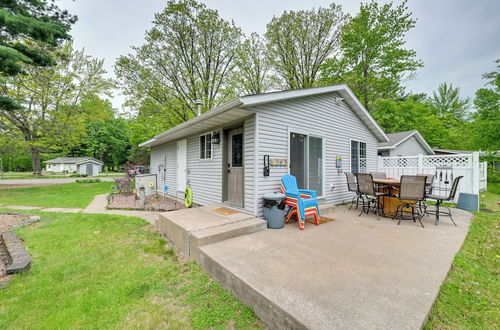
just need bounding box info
[0,212,260,329]
[0,182,113,208]
[480,182,500,211]
[0,172,124,179]
[424,184,499,329]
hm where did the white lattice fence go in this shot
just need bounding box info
[378,153,483,202]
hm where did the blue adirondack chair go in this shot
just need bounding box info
[280,174,320,230]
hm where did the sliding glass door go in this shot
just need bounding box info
[289,132,324,196]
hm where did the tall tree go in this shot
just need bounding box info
[85,118,130,170]
[232,33,275,95]
[429,82,471,123]
[0,43,114,172]
[265,3,348,89]
[470,59,500,151]
[320,0,422,110]
[115,0,242,119]
[0,0,76,110]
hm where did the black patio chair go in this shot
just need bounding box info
[416,174,435,213]
[426,176,463,226]
[356,173,387,220]
[345,172,362,210]
[393,175,427,228]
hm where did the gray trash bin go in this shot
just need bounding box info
[262,192,286,229]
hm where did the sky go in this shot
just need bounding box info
[59,0,500,110]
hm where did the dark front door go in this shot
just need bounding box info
[290,132,307,188]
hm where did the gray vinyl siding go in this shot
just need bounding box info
[149,115,255,211]
[251,92,379,216]
[150,142,177,196]
[186,132,223,206]
[390,136,429,156]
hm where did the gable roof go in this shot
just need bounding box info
[140,84,389,147]
[378,130,434,155]
[45,157,103,165]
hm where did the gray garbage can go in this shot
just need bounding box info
[262,192,286,229]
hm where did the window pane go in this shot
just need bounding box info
[360,142,367,172]
[308,136,323,194]
[206,134,211,159]
[200,135,205,159]
[351,140,359,173]
[232,133,243,167]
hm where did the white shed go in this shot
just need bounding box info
[45,157,103,176]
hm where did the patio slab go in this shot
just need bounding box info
[199,205,473,329]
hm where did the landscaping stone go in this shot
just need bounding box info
[108,193,185,212]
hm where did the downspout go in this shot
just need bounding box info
[195,100,202,117]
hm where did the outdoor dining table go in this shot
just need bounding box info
[372,179,408,218]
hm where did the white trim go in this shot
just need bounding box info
[198,132,213,160]
[253,113,259,216]
[350,138,367,173]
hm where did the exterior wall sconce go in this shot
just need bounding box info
[211,131,221,145]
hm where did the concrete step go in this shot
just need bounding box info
[190,218,267,261]
[156,205,266,261]
[319,203,336,215]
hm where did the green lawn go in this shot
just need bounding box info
[425,185,499,329]
[0,172,69,180]
[0,212,260,329]
[0,182,113,208]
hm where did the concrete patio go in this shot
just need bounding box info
[199,205,473,329]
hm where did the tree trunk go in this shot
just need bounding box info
[31,146,42,175]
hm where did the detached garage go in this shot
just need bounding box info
[45,157,103,176]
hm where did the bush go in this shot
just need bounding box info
[76,178,101,184]
[70,173,88,177]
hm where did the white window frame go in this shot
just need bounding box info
[287,128,326,198]
[350,139,367,174]
[199,132,212,160]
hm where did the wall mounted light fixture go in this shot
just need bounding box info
[211,131,221,144]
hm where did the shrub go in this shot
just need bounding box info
[76,178,101,184]
[70,173,88,177]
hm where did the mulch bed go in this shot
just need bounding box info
[0,214,30,232]
[108,193,185,212]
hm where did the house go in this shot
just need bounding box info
[140,85,389,216]
[432,148,491,156]
[45,157,103,176]
[377,130,434,157]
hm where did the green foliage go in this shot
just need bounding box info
[75,178,101,183]
[232,32,275,95]
[0,0,76,108]
[85,117,130,170]
[320,0,422,110]
[0,43,114,172]
[115,0,241,117]
[265,3,348,89]
[429,82,471,123]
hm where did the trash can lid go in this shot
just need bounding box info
[262,192,286,201]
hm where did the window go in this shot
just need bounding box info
[231,133,243,167]
[351,140,367,173]
[200,133,212,159]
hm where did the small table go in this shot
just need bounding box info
[373,179,406,218]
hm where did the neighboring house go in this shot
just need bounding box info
[377,130,434,157]
[140,84,388,216]
[45,157,103,176]
[432,148,491,156]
